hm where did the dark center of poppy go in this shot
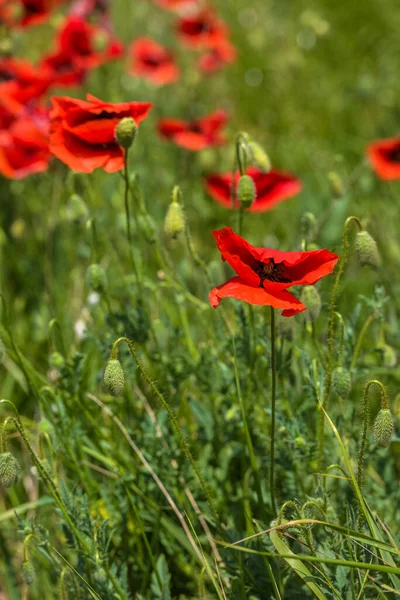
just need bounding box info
[142,55,163,68]
[388,148,400,163]
[23,0,44,16]
[252,258,291,285]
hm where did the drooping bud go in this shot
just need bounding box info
[373,409,393,448]
[103,359,125,397]
[115,117,137,149]
[22,560,35,585]
[328,172,345,198]
[237,175,256,208]
[248,141,271,172]
[332,367,351,398]
[86,264,107,292]
[377,344,397,368]
[0,452,21,488]
[300,286,321,321]
[355,230,379,268]
[164,201,185,239]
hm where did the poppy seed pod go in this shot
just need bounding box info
[300,286,321,321]
[237,175,256,208]
[248,141,271,172]
[103,359,125,396]
[0,452,22,488]
[86,264,107,292]
[22,560,35,585]
[355,230,379,267]
[332,367,352,398]
[373,409,393,448]
[115,117,137,149]
[164,201,185,239]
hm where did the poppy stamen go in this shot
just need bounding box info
[252,258,291,285]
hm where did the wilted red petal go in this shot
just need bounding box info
[366,136,400,180]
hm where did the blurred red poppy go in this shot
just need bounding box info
[70,0,109,17]
[129,38,179,86]
[0,111,50,179]
[158,110,227,151]
[0,58,50,114]
[367,136,400,180]
[205,167,302,212]
[209,228,339,316]
[1,0,62,27]
[177,8,228,49]
[40,16,123,86]
[198,39,236,73]
[49,94,152,173]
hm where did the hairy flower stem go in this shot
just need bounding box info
[270,306,277,515]
[123,150,141,293]
[110,337,219,523]
[316,216,363,469]
[357,380,387,532]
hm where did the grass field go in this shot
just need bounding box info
[0,0,399,598]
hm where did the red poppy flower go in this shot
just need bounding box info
[158,110,227,151]
[177,8,228,49]
[40,16,123,86]
[49,93,152,173]
[209,228,339,316]
[0,58,50,114]
[0,111,50,179]
[366,136,400,180]
[205,167,302,213]
[1,0,62,27]
[198,39,237,73]
[129,38,179,86]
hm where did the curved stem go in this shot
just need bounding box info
[316,216,363,469]
[270,306,277,515]
[111,337,218,523]
[123,150,140,292]
[334,312,345,367]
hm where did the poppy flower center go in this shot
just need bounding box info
[252,258,291,285]
[388,147,400,163]
[142,55,163,68]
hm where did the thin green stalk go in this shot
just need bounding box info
[316,216,363,469]
[123,150,141,292]
[350,313,376,371]
[111,337,218,523]
[270,306,277,515]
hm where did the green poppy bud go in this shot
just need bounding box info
[355,230,379,268]
[248,141,271,172]
[22,560,34,585]
[86,264,107,292]
[332,367,351,398]
[237,175,256,208]
[377,344,397,368]
[164,201,185,239]
[0,452,21,488]
[373,409,393,448]
[103,359,125,397]
[328,172,345,198]
[300,286,321,321]
[49,352,65,370]
[115,117,137,149]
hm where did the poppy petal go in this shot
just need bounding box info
[212,227,261,285]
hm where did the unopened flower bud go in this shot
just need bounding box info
[248,141,271,172]
[300,286,321,321]
[237,175,256,208]
[103,359,125,397]
[0,452,21,488]
[355,230,379,268]
[86,264,107,292]
[22,560,34,585]
[378,344,397,368]
[373,409,393,448]
[328,172,345,198]
[332,367,351,398]
[115,117,137,149]
[164,201,185,239]
[49,352,65,370]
